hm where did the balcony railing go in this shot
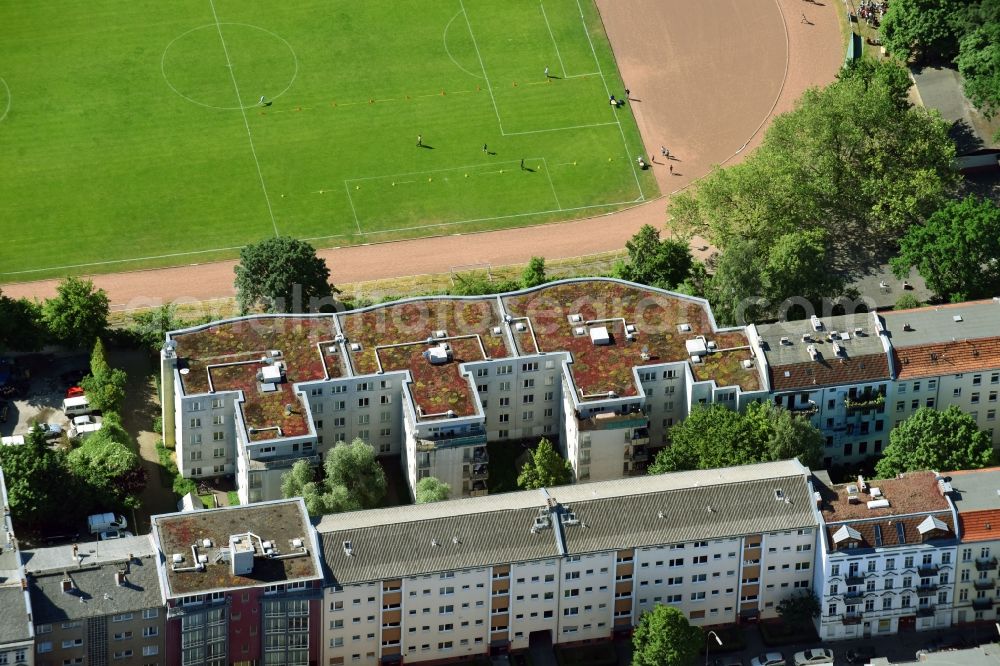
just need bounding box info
[629,446,649,463]
[916,605,936,617]
[974,579,996,591]
[916,584,937,596]
[975,557,998,571]
[844,392,885,413]
[845,575,865,586]
[972,598,994,611]
[841,613,863,625]
[843,590,863,600]
[917,564,939,576]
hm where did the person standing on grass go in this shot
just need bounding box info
[483,144,488,154]
[417,134,422,147]
[520,159,525,170]
[544,66,550,78]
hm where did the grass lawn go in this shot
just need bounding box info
[0,0,655,282]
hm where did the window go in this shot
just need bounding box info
[37,642,53,654]
[142,626,158,637]
[358,398,369,407]
[62,639,84,648]
[142,646,159,657]
[212,431,224,441]
[380,394,391,404]
[113,650,133,660]
[954,388,962,398]
[189,417,201,428]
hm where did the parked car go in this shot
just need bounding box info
[751,653,785,666]
[65,385,85,398]
[0,400,9,423]
[98,529,134,541]
[846,646,877,664]
[793,649,833,666]
[36,423,63,440]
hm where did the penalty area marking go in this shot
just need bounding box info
[160,22,299,111]
[0,77,10,125]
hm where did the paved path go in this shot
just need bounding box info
[1,0,842,310]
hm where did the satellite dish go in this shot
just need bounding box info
[180,368,190,375]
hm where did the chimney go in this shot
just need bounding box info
[857,475,867,493]
[61,575,74,593]
[115,570,127,587]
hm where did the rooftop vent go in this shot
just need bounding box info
[172,553,184,564]
[431,539,440,547]
[61,577,74,593]
[685,337,708,357]
[590,326,611,346]
[678,323,691,333]
[115,570,127,586]
[426,344,453,365]
[830,330,839,340]
[780,337,791,346]
[202,539,213,548]
[706,339,717,351]
[810,315,823,331]
[903,323,913,331]
[515,322,527,332]
[434,330,447,338]
[870,487,882,498]
[569,314,582,323]
[492,326,502,336]
[452,536,461,545]
[574,326,586,337]
[343,540,353,557]
[802,333,812,343]
[867,499,890,509]
[854,327,865,336]
[807,345,819,361]
[774,488,784,501]
[560,512,580,526]
[832,342,844,356]
[742,359,754,369]
[350,343,361,352]
[954,315,964,323]
[292,538,304,548]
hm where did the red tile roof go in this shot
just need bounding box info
[893,338,1000,380]
[770,353,890,392]
[825,513,954,552]
[958,509,1000,542]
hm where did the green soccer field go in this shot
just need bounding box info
[0,0,657,282]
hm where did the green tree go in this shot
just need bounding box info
[0,291,46,352]
[957,18,1000,122]
[891,196,1000,302]
[876,406,994,477]
[129,303,200,352]
[669,60,956,250]
[649,403,823,474]
[618,225,693,290]
[632,604,702,666]
[517,438,573,490]
[280,459,350,516]
[415,476,451,503]
[324,438,387,509]
[894,294,921,310]
[880,0,967,63]
[234,236,338,314]
[776,592,821,631]
[66,412,144,505]
[0,429,67,525]
[80,338,128,412]
[521,257,547,288]
[41,277,110,349]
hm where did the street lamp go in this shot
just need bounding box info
[705,630,723,666]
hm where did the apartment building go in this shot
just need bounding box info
[752,313,893,467]
[161,279,767,503]
[0,467,34,666]
[149,498,325,666]
[315,459,818,665]
[24,536,165,666]
[883,300,1000,449]
[944,467,1000,625]
[813,471,959,640]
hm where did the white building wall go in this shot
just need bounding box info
[400,569,490,663]
[557,552,615,644]
[508,559,561,651]
[323,583,381,666]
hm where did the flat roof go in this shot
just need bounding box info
[944,468,1000,543]
[338,297,510,422]
[151,499,321,598]
[883,299,1000,348]
[502,281,761,399]
[817,471,950,521]
[169,316,344,442]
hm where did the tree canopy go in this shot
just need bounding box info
[281,439,387,516]
[66,412,146,509]
[41,277,110,349]
[777,592,821,631]
[632,604,702,666]
[415,476,451,503]
[0,430,67,525]
[0,290,46,352]
[891,196,1000,302]
[521,257,548,289]
[876,406,994,477]
[617,225,693,290]
[517,438,573,490]
[80,338,128,413]
[881,0,967,63]
[649,402,824,474]
[234,236,337,314]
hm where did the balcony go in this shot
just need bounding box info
[972,598,994,611]
[843,590,863,600]
[465,463,489,481]
[789,402,819,417]
[917,564,939,576]
[841,613,863,625]
[470,481,488,497]
[975,557,998,571]
[916,605,936,618]
[844,392,886,414]
[465,448,489,464]
[974,579,996,591]
[629,446,649,463]
[916,584,937,596]
[845,575,865,586]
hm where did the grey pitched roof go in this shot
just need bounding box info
[25,554,163,624]
[317,461,816,584]
[558,473,816,555]
[0,587,32,644]
[0,466,32,646]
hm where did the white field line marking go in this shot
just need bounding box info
[574,0,643,200]
[345,182,362,234]
[444,10,484,79]
[541,158,561,210]
[503,120,617,136]
[208,0,279,236]
[352,199,638,237]
[0,78,10,124]
[460,0,505,134]
[0,244,252,276]
[540,2,568,77]
[346,160,525,183]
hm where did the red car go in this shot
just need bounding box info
[66,386,85,398]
